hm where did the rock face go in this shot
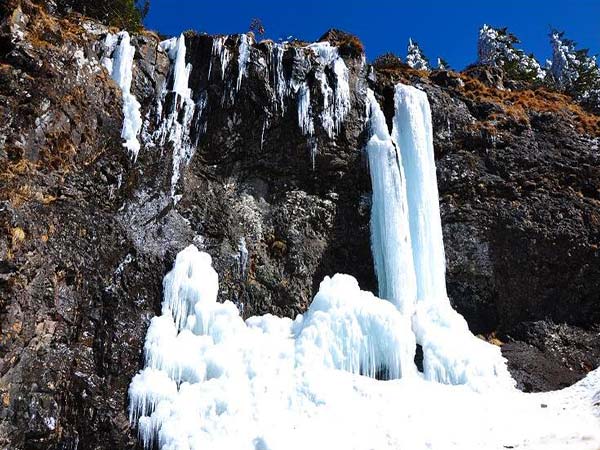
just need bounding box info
[0,1,599,449]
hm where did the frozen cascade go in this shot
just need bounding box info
[124,41,600,450]
[367,83,514,390]
[365,89,417,316]
[103,31,142,160]
[307,42,351,139]
[391,85,446,303]
[155,34,198,200]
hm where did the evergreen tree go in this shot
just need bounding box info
[55,0,149,31]
[477,24,545,82]
[436,57,450,71]
[548,30,600,106]
[406,38,430,71]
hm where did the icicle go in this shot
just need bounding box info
[236,34,251,91]
[309,139,317,171]
[297,82,314,136]
[208,35,231,82]
[260,119,267,151]
[238,237,249,276]
[271,43,288,112]
[307,42,351,138]
[104,32,142,160]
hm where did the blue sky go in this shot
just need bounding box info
[145,1,599,70]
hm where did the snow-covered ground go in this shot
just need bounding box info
[129,246,600,450]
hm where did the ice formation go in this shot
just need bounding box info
[154,34,199,199]
[102,32,142,160]
[129,247,424,449]
[365,89,416,316]
[128,242,600,449]
[236,34,251,91]
[307,42,351,138]
[209,35,231,81]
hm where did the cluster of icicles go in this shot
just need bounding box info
[100,31,355,199]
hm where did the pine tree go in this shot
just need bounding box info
[406,38,430,71]
[436,57,450,71]
[54,0,149,31]
[548,30,600,106]
[477,24,545,83]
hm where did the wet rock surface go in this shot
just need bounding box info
[0,1,599,448]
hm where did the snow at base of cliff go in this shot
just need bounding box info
[129,245,600,450]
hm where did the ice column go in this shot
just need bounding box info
[368,84,515,391]
[392,84,447,303]
[365,89,417,317]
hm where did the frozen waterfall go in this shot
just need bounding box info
[125,76,600,449]
[365,89,417,317]
[367,84,514,390]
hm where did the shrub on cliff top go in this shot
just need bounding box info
[54,0,149,31]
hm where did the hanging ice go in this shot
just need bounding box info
[297,82,314,136]
[391,85,446,303]
[367,83,515,390]
[307,42,351,138]
[209,35,230,80]
[365,89,417,316]
[103,32,142,160]
[270,43,288,113]
[236,34,251,91]
[155,34,198,200]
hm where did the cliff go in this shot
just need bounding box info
[1,1,599,448]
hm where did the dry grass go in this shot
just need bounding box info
[338,35,364,56]
[19,0,86,50]
[458,74,600,135]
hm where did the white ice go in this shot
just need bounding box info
[128,245,600,450]
[307,42,351,138]
[365,89,417,317]
[104,32,142,160]
[236,34,251,91]
[155,34,197,199]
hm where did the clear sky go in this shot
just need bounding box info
[145,1,599,70]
